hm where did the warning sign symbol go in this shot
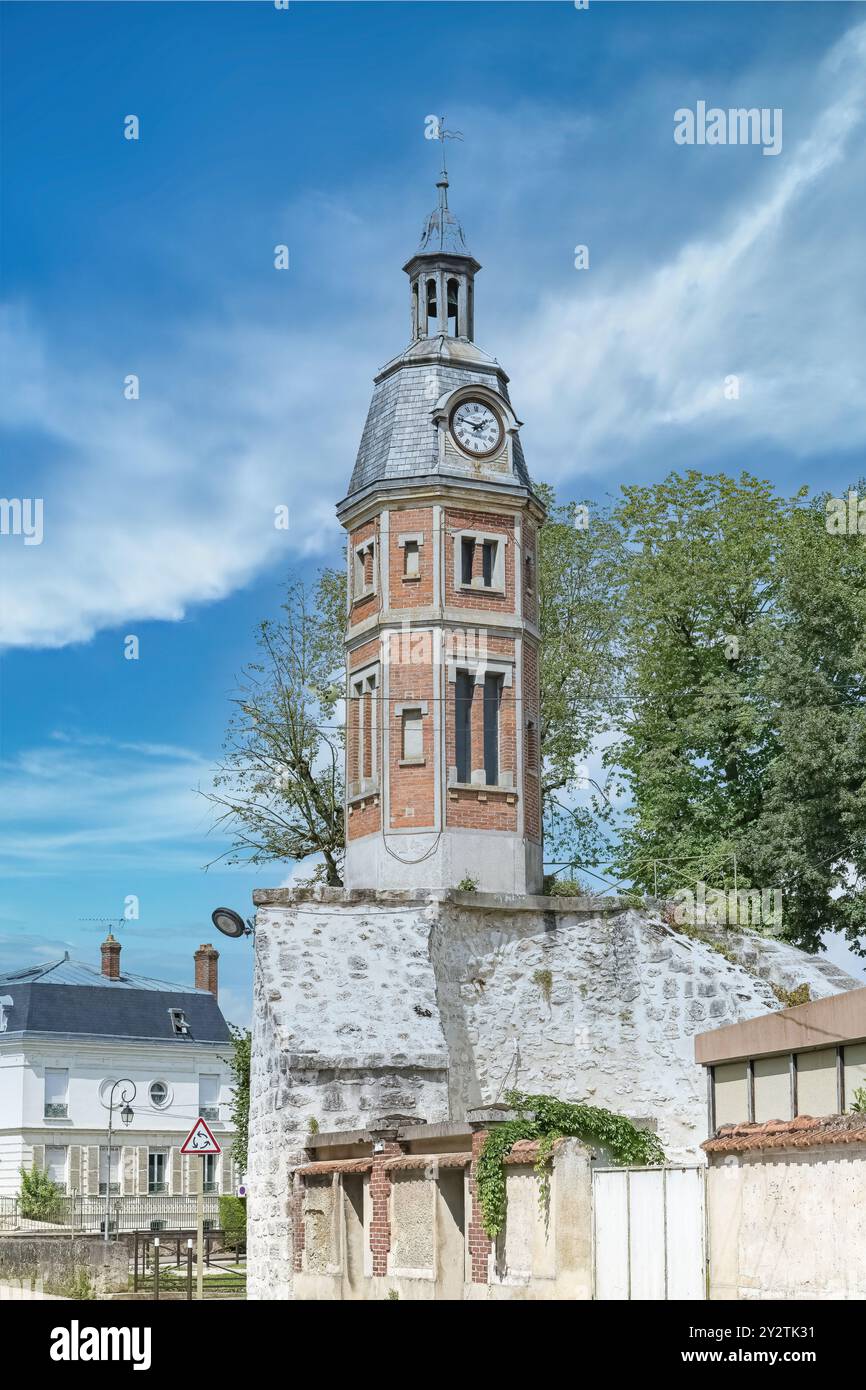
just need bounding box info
[180,1116,221,1155]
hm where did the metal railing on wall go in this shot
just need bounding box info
[0,1193,221,1235]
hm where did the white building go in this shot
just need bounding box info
[0,934,238,1199]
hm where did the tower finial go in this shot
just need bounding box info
[434,114,463,189]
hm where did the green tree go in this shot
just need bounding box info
[745,488,866,951]
[610,470,790,901]
[226,1024,251,1171]
[609,470,866,954]
[204,570,345,885]
[537,486,625,878]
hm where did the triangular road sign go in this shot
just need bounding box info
[180,1116,221,1155]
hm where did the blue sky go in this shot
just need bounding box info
[2,1,866,1019]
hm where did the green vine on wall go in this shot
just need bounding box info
[475,1090,665,1239]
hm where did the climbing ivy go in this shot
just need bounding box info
[475,1089,665,1239]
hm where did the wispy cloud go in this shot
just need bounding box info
[513,21,866,474]
[2,22,864,652]
[0,735,220,876]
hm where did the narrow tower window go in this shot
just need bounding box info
[483,673,502,786]
[401,708,424,763]
[455,671,473,783]
[403,539,420,578]
[447,277,459,336]
[461,537,475,586]
[482,540,496,588]
[426,278,438,332]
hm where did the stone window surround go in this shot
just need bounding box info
[447,658,514,790]
[348,660,380,801]
[453,529,507,595]
[395,700,428,766]
[353,538,377,602]
[397,531,423,582]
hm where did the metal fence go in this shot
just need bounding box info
[0,1193,222,1235]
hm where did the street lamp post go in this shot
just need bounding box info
[104,1078,136,1242]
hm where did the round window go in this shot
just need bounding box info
[149,1081,169,1108]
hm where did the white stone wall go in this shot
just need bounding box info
[707,1144,866,1299]
[247,888,859,1298]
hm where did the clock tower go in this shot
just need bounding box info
[338,166,545,894]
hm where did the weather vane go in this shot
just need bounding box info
[432,114,463,179]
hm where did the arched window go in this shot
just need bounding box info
[447,277,459,336]
[426,278,438,332]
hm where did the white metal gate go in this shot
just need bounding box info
[592,1165,706,1300]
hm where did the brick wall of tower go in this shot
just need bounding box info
[387,506,435,609]
[522,519,538,627]
[523,638,542,842]
[386,629,437,831]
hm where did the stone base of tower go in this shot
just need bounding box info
[246,886,859,1299]
[344,830,542,895]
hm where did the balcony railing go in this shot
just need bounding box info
[43,1103,68,1119]
[199,1106,219,1122]
[148,1182,167,1195]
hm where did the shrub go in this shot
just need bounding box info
[18,1166,64,1222]
[218,1194,247,1253]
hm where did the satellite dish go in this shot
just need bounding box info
[211,907,250,939]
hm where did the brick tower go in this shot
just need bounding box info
[338,164,545,893]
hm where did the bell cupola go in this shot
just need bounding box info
[403,165,480,342]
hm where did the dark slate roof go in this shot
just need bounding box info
[0,959,230,1044]
[0,955,214,993]
[344,337,534,503]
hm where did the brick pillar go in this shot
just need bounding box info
[468,1129,493,1283]
[291,1174,306,1274]
[100,932,121,980]
[369,1141,402,1276]
[194,943,219,998]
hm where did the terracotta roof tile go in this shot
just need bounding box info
[295,1158,373,1176]
[384,1153,470,1172]
[703,1113,866,1154]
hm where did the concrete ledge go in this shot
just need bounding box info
[253,886,631,913]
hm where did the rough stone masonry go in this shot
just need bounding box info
[246,887,860,1299]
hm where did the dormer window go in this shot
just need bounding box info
[169,1008,190,1037]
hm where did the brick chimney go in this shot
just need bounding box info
[194,943,219,999]
[100,932,121,980]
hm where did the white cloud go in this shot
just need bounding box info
[0,735,220,876]
[512,21,866,475]
[2,24,865,651]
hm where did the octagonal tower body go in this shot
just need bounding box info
[338,173,545,894]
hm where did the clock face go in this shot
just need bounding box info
[450,399,503,458]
